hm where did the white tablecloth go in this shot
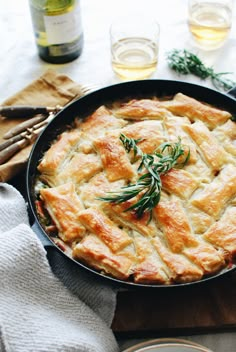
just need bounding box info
[1,0,236,99]
[1,1,236,351]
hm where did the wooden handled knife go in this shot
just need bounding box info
[0,105,60,118]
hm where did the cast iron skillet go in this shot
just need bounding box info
[26,79,236,288]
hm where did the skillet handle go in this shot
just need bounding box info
[227,86,236,99]
[32,221,54,248]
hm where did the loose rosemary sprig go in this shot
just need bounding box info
[167,49,236,92]
[99,134,190,220]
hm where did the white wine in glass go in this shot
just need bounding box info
[188,0,233,50]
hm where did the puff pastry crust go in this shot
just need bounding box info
[94,133,136,181]
[161,168,199,199]
[72,234,133,280]
[38,130,81,185]
[165,93,231,128]
[54,152,102,187]
[78,207,132,252]
[154,199,198,253]
[114,99,171,119]
[183,121,230,170]
[122,120,166,154]
[104,200,157,237]
[40,183,85,243]
[203,207,236,257]
[191,164,236,218]
[36,93,236,285]
[133,232,170,284]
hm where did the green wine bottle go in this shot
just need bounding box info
[29,0,83,64]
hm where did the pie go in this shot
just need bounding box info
[35,93,236,285]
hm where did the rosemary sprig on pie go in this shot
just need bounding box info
[100,134,190,220]
[167,49,236,92]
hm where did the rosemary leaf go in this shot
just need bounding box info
[99,134,190,220]
[167,49,236,91]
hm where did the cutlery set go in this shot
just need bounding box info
[0,83,99,165]
[0,108,58,164]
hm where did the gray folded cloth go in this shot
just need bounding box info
[0,183,119,352]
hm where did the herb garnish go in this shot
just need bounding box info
[167,49,236,92]
[99,134,190,221]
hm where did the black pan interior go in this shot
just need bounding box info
[26,79,236,288]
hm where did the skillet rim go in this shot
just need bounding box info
[26,78,236,289]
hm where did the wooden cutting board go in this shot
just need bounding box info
[112,271,236,335]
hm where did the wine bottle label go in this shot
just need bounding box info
[44,3,83,45]
[48,41,81,56]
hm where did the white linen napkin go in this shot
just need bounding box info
[0,183,119,352]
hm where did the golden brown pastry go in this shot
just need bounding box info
[165,93,231,128]
[113,99,170,119]
[203,207,236,257]
[79,173,124,208]
[183,242,225,274]
[72,234,134,280]
[54,153,102,186]
[183,121,230,170]
[154,199,198,253]
[78,207,133,252]
[132,232,170,284]
[40,183,85,243]
[78,105,127,135]
[184,157,212,183]
[161,168,199,199]
[93,133,135,181]
[163,114,198,163]
[213,119,236,157]
[37,130,81,185]
[36,92,236,285]
[104,200,157,237]
[122,120,166,154]
[191,164,236,218]
[185,204,214,234]
[151,236,203,283]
